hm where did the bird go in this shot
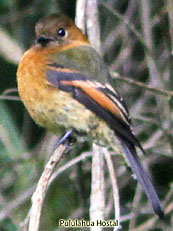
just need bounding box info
[17,13,164,218]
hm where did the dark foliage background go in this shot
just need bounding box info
[0,0,173,230]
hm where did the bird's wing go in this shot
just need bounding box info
[47,66,136,145]
[46,66,164,218]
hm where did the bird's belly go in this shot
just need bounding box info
[18,79,116,146]
[34,89,98,133]
[20,82,97,132]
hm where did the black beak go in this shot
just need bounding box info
[36,36,53,46]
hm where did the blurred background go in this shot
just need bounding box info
[0,0,173,230]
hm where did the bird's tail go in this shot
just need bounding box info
[120,139,164,219]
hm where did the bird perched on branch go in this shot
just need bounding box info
[17,13,164,218]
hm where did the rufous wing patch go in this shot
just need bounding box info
[61,80,127,123]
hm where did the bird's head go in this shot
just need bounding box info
[35,14,89,48]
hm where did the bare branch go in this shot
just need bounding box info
[90,143,105,231]
[111,71,173,97]
[133,217,157,231]
[103,148,120,230]
[0,88,20,101]
[129,186,142,230]
[75,0,87,33]
[0,95,20,101]
[28,143,67,231]
[86,0,101,54]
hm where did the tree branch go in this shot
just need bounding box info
[27,143,67,231]
[103,148,120,230]
[90,143,105,231]
[111,71,173,97]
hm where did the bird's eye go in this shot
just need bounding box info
[57,28,66,37]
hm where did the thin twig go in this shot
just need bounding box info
[120,213,133,222]
[28,143,67,231]
[2,88,18,95]
[129,185,142,230]
[111,71,173,97]
[0,95,21,101]
[103,148,121,230]
[133,217,157,231]
[1,87,19,101]
[90,143,105,231]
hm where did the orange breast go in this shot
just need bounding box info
[17,47,58,128]
[16,46,98,133]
